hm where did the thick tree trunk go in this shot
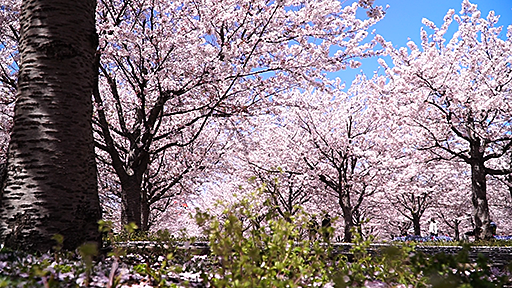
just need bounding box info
[106,146,148,229]
[340,195,354,242]
[343,218,353,242]
[120,176,142,228]
[412,214,421,236]
[470,160,492,240]
[0,0,101,251]
[469,138,492,240]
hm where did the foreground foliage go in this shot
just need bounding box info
[0,201,511,287]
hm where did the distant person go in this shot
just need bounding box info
[308,215,319,241]
[490,221,497,235]
[321,213,332,241]
[429,218,438,237]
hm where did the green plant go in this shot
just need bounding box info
[195,196,341,288]
[406,243,510,288]
[328,229,424,287]
[0,210,510,287]
[78,242,99,286]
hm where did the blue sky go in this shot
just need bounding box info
[330,0,512,85]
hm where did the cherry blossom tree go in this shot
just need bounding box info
[435,176,473,240]
[234,83,392,242]
[486,176,512,235]
[0,0,385,230]
[96,121,227,231]
[371,0,512,240]
[248,166,316,222]
[309,83,400,241]
[382,159,469,237]
[0,2,18,165]
[92,0,384,228]
[228,110,323,222]
[296,92,385,241]
[0,2,18,100]
[386,182,434,237]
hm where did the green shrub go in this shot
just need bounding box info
[194,195,512,288]
[1,199,510,287]
[195,197,340,287]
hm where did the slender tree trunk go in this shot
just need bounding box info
[0,0,101,251]
[454,219,460,241]
[507,175,512,202]
[141,191,150,231]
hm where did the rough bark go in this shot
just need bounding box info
[0,0,101,251]
[470,160,492,240]
[339,195,354,242]
[119,176,142,228]
[141,198,150,232]
[467,138,492,240]
[412,214,421,236]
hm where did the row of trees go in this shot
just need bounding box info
[0,0,510,251]
[0,0,384,250]
[193,0,512,241]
